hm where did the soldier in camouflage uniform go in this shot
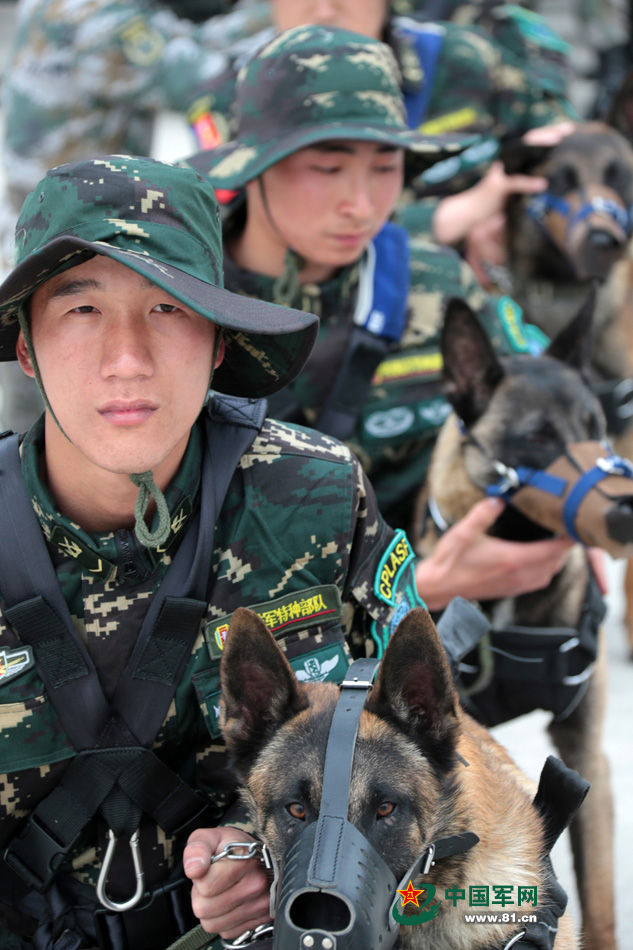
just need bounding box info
[0,154,428,949]
[0,0,273,433]
[185,0,577,236]
[191,25,577,616]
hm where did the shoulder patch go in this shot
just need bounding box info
[374,530,416,606]
[118,16,166,66]
[497,296,549,355]
[0,644,34,685]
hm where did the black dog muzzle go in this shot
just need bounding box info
[270,658,478,950]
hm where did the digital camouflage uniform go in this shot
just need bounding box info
[221,222,540,530]
[194,25,548,531]
[0,155,425,949]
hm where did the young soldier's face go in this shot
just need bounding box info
[272,0,388,39]
[17,255,219,478]
[255,142,404,278]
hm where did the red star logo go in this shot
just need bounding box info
[397,880,424,907]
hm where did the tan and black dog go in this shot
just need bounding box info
[497,120,633,655]
[220,605,579,950]
[412,294,633,950]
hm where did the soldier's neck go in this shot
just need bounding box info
[230,212,337,285]
[41,420,184,534]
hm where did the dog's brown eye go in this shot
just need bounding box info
[377,801,395,818]
[287,802,306,820]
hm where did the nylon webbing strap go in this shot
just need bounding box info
[316,658,379,819]
[313,327,390,441]
[308,658,378,886]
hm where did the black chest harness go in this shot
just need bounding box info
[421,492,605,725]
[0,395,267,950]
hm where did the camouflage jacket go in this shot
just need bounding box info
[0,408,422,944]
[221,222,542,532]
[1,0,271,212]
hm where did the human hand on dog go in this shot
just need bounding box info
[432,160,548,252]
[184,826,272,938]
[415,497,575,611]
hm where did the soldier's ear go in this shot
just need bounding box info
[16,331,35,377]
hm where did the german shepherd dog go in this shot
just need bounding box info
[411,293,633,950]
[497,120,633,655]
[220,605,578,950]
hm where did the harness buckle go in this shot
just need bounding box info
[96,829,145,913]
[491,460,520,495]
[421,843,436,876]
[3,813,79,892]
[596,454,633,478]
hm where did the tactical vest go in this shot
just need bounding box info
[0,396,394,950]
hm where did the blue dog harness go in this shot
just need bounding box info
[526,189,633,242]
[477,436,633,543]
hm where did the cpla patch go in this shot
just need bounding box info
[371,565,428,658]
[205,585,343,660]
[497,296,549,355]
[0,645,34,684]
[374,530,416,607]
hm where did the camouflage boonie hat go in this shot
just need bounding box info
[186,25,475,188]
[0,155,318,398]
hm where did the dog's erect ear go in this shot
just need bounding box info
[441,297,505,427]
[499,139,550,176]
[606,68,633,143]
[220,608,308,773]
[365,607,459,768]
[545,282,596,370]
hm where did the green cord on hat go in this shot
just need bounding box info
[18,304,68,438]
[129,471,171,547]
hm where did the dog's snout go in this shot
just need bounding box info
[287,890,352,933]
[606,498,633,544]
[587,228,624,249]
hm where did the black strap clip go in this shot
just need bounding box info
[4,814,79,892]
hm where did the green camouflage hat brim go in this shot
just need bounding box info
[187,121,476,190]
[0,235,318,398]
[0,155,319,398]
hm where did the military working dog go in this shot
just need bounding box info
[498,120,633,654]
[219,605,579,950]
[412,293,633,950]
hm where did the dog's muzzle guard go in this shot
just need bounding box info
[270,658,478,950]
[477,438,633,558]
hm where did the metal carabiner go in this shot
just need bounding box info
[96,828,145,912]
